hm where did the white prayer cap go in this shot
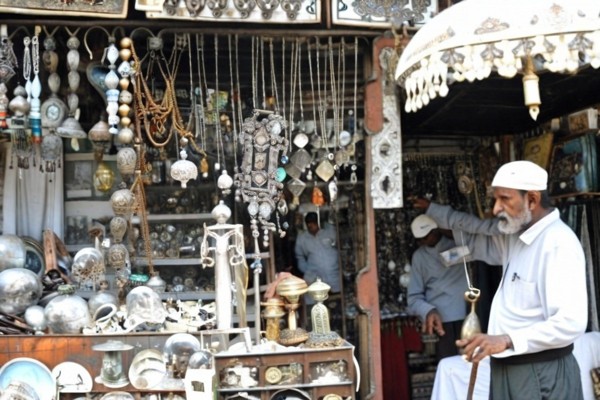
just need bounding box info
[491,160,548,191]
[411,214,438,239]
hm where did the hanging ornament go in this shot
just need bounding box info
[170,137,198,188]
[9,85,32,170]
[116,146,137,181]
[94,161,115,193]
[116,37,133,144]
[110,185,136,218]
[104,38,121,135]
[40,33,67,132]
[57,29,86,151]
[40,130,62,175]
[217,169,233,195]
[234,110,289,252]
[311,186,325,207]
[286,178,306,210]
[0,83,8,130]
[88,118,111,160]
[0,24,18,84]
[28,30,42,144]
[328,178,338,203]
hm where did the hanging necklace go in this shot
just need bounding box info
[287,38,298,155]
[334,38,351,168]
[281,38,286,123]
[214,34,223,172]
[269,38,280,113]
[261,38,267,109]
[214,34,234,195]
[228,35,240,175]
[131,38,176,148]
[349,37,359,185]
[314,37,335,183]
[196,34,209,178]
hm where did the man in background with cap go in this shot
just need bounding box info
[414,160,587,399]
[407,214,470,361]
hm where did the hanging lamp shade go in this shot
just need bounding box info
[170,138,198,188]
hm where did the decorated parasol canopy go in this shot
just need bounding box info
[395,0,600,121]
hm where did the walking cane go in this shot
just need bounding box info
[461,288,482,400]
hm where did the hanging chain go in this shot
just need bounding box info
[261,38,266,109]
[281,37,286,119]
[460,231,477,291]
[228,34,239,173]
[353,37,358,136]
[328,37,338,149]
[235,34,244,165]
[339,37,346,146]
[214,34,223,171]
[198,34,208,150]
[307,37,318,141]
[269,38,279,112]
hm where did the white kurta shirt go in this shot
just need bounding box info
[427,203,588,358]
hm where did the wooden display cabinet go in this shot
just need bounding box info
[0,333,185,398]
[213,342,357,400]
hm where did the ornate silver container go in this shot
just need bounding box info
[44,284,91,334]
[0,268,42,314]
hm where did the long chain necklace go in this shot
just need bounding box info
[228,34,240,175]
[197,35,210,178]
[281,38,286,121]
[269,38,279,113]
[214,34,224,172]
[131,39,175,148]
[315,37,327,150]
[328,37,339,150]
[287,38,298,155]
[261,38,267,109]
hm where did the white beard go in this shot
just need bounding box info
[497,201,532,234]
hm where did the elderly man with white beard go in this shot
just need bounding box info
[414,160,588,400]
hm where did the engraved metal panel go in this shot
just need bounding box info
[142,0,320,23]
[371,47,403,209]
[332,0,436,28]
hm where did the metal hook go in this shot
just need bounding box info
[7,25,32,41]
[83,26,110,60]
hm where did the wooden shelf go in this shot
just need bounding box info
[214,341,357,400]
